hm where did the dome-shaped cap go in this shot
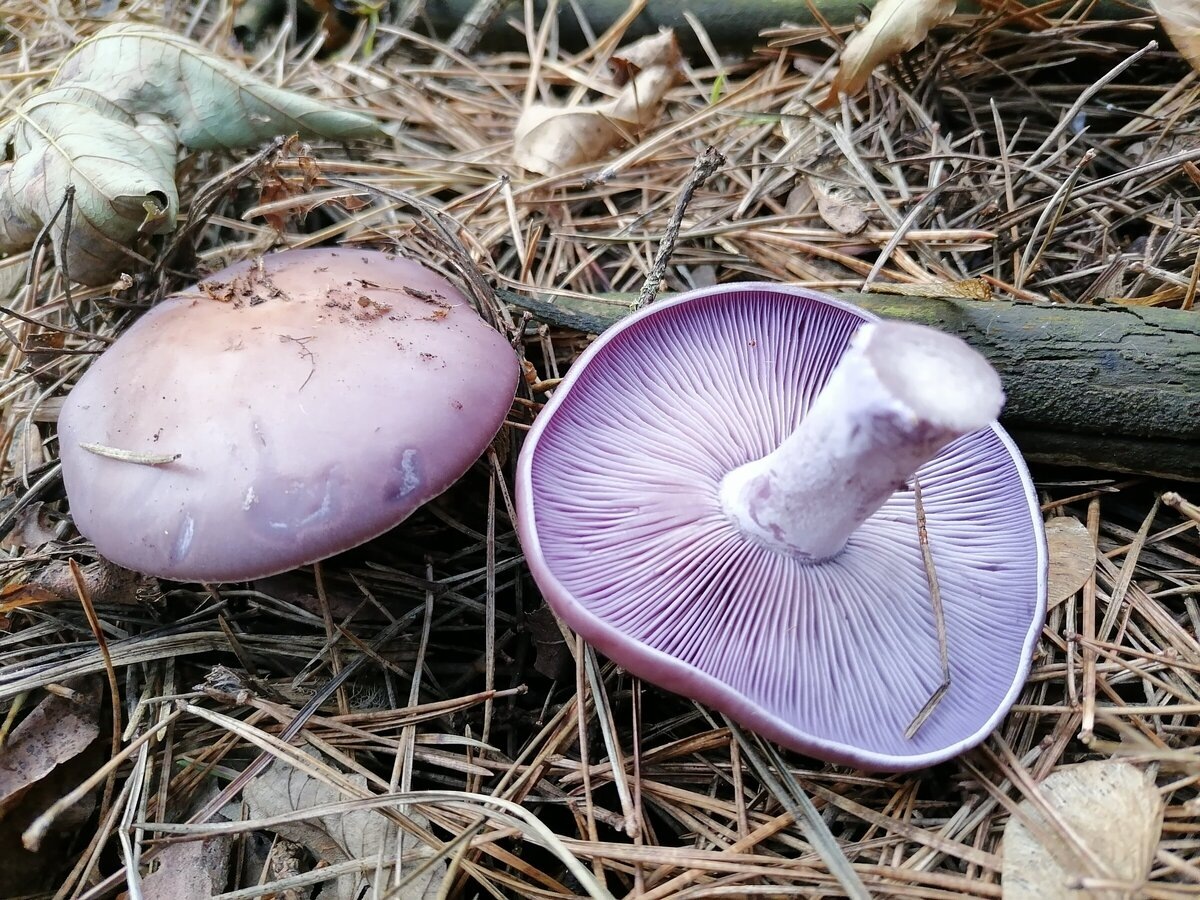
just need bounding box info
[59,248,519,582]
[516,284,1046,770]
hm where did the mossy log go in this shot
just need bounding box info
[426,0,1150,52]
[501,289,1200,481]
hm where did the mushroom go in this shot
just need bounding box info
[516,284,1046,770]
[58,248,519,582]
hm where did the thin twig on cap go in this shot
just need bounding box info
[79,442,181,465]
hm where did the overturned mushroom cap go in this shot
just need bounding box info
[516,284,1046,770]
[59,248,519,582]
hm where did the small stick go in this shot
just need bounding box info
[58,184,78,324]
[634,146,725,309]
[905,477,951,740]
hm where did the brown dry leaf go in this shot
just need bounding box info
[779,98,874,233]
[1045,517,1095,609]
[243,759,444,900]
[0,682,100,816]
[513,30,682,175]
[825,0,957,105]
[1153,1,1200,72]
[138,834,232,900]
[810,179,870,235]
[1001,760,1163,900]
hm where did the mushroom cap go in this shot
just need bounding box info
[516,284,1047,771]
[59,248,519,582]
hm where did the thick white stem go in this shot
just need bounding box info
[719,321,1004,561]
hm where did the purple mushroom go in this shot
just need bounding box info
[516,284,1046,770]
[58,248,519,582]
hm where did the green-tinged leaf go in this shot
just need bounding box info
[1,99,178,285]
[0,23,381,285]
[55,24,381,149]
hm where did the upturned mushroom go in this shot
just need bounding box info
[58,248,519,582]
[516,283,1046,770]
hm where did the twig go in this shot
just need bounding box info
[21,185,87,329]
[434,0,514,67]
[905,476,951,740]
[634,146,725,309]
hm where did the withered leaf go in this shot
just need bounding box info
[139,834,232,900]
[1001,760,1162,900]
[0,23,380,285]
[810,179,869,236]
[1045,517,1095,609]
[825,0,957,105]
[0,682,100,816]
[1153,1,1200,72]
[243,759,443,900]
[514,30,682,176]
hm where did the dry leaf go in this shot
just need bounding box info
[825,0,957,104]
[810,179,869,236]
[1153,1,1200,72]
[0,682,100,815]
[243,759,444,900]
[1045,517,1095,609]
[1001,760,1163,900]
[513,29,682,175]
[0,690,99,896]
[0,23,380,285]
[138,834,232,900]
[779,97,874,233]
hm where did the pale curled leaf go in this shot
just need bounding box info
[1001,761,1163,900]
[243,761,443,900]
[0,23,380,285]
[1045,517,1095,609]
[826,0,957,103]
[1153,0,1200,72]
[514,29,682,175]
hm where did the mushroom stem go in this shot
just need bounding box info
[719,321,1004,561]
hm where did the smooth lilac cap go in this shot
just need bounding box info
[516,284,1047,771]
[59,248,519,582]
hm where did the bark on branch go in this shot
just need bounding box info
[425,0,1151,52]
[502,288,1200,481]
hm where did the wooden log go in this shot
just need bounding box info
[501,289,1200,481]
[425,0,1150,52]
